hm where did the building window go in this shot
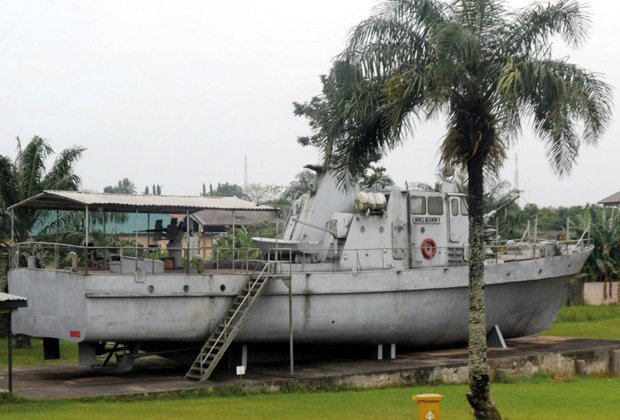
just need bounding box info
[451,198,459,216]
[461,197,469,215]
[410,196,426,214]
[428,197,444,215]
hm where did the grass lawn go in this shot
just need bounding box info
[0,377,618,420]
[0,338,78,367]
[542,304,620,340]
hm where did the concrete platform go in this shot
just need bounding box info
[3,336,620,399]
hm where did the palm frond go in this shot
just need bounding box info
[343,0,446,78]
[508,0,591,55]
[43,146,86,191]
[0,156,20,207]
[515,58,613,176]
[18,136,54,199]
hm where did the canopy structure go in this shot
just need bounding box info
[192,209,274,232]
[8,190,277,214]
[0,292,27,314]
[1,292,27,393]
[7,191,278,254]
[598,190,620,207]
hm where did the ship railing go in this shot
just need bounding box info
[7,238,592,274]
[7,241,269,274]
[288,238,594,272]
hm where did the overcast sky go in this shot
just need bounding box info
[1,0,618,207]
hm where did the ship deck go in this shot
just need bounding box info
[5,336,620,399]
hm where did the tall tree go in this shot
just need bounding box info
[282,170,315,201]
[0,136,85,242]
[144,185,150,195]
[0,136,85,347]
[295,1,612,418]
[104,178,136,194]
[244,183,284,204]
[207,182,249,200]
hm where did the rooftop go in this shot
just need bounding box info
[598,190,620,206]
[8,190,277,214]
[0,292,28,312]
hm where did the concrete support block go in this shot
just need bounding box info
[610,350,620,375]
[78,342,98,367]
[575,359,587,377]
[377,344,383,360]
[390,344,396,359]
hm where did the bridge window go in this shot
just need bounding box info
[451,198,459,216]
[428,197,444,215]
[410,196,426,214]
[461,197,469,215]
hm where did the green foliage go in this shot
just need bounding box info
[362,165,394,188]
[244,183,284,204]
[214,221,277,260]
[205,182,249,200]
[295,0,612,186]
[296,2,612,416]
[0,137,85,244]
[104,178,136,194]
[282,170,315,202]
[575,207,620,285]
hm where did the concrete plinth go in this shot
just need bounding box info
[611,349,620,375]
[4,336,620,400]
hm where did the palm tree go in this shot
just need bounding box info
[0,136,85,242]
[295,1,612,418]
[0,136,85,347]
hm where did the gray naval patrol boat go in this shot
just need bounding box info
[8,165,592,381]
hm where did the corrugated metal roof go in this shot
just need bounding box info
[8,190,277,214]
[0,292,28,311]
[599,190,620,205]
[0,293,27,302]
[192,209,274,228]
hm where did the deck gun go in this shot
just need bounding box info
[483,195,520,224]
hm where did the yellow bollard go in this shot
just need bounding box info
[412,394,444,420]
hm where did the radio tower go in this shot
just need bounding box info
[244,155,248,190]
[514,153,520,192]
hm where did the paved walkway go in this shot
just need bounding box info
[2,336,619,399]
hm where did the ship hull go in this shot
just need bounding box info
[8,250,588,348]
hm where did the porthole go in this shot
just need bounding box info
[220,284,226,292]
[360,226,366,234]
[379,226,384,234]
[148,285,155,293]
[183,285,190,293]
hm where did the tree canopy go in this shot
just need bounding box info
[295,1,612,418]
[0,136,85,242]
[104,178,137,195]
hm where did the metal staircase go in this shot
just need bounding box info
[185,262,273,381]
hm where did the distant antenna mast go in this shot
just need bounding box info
[244,155,248,190]
[514,153,520,191]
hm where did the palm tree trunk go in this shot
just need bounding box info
[466,154,501,420]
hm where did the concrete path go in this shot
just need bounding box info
[2,336,619,399]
